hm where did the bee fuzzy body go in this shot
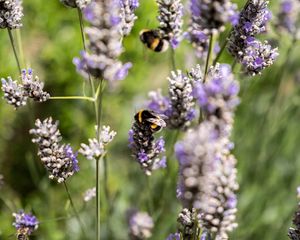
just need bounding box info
[134,110,166,132]
[139,29,169,53]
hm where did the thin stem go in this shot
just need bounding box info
[77,7,95,95]
[146,177,154,213]
[63,182,87,238]
[16,29,25,68]
[95,79,105,240]
[7,29,21,74]
[212,29,232,66]
[96,157,101,240]
[203,33,214,83]
[49,96,95,102]
[170,47,176,71]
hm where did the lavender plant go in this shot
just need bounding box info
[60,0,91,9]
[187,0,238,57]
[73,0,132,85]
[1,69,50,109]
[120,0,139,37]
[227,0,279,75]
[156,0,183,48]
[12,210,39,238]
[276,0,300,35]
[129,111,167,175]
[0,0,23,29]
[29,117,79,183]
[0,0,297,239]
[147,70,195,130]
[128,210,154,240]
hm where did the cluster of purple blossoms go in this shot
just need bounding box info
[166,232,180,240]
[228,0,278,75]
[129,112,166,175]
[288,188,300,240]
[79,125,116,160]
[192,63,240,135]
[187,0,238,57]
[29,117,79,183]
[0,0,23,29]
[276,0,300,35]
[60,0,91,9]
[1,69,50,109]
[73,0,132,86]
[147,70,195,130]
[128,210,154,240]
[13,210,39,237]
[156,0,183,48]
[120,0,139,36]
[175,121,239,239]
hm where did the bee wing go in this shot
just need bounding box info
[146,117,166,128]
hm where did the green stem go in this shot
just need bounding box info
[16,28,25,68]
[96,157,101,240]
[49,96,95,102]
[7,29,21,74]
[213,36,228,65]
[203,33,214,83]
[63,182,87,238]
[146,177,154,213]
[199,33,214,124]
[77,7,95,96]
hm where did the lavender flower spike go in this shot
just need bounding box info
[73,0,132,86]
[199,152,239,239]
[13,210,39,237]
[1,77,27,109]
[129,110,166,175]
[187,0,237,57]
[30,117,79,183]
[79,125,116,160]
[120,0,139,36]
[60,0,91,9]
[227,0,278,75]
[167,70,195,129]
[277,0,300,35]
[156,0,183,48]
[128,210,154,240]
[21,69,50,102]
[193,63,240,134]
[0,0,23,29]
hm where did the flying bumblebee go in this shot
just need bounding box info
[139,29,169,53]
[134,110,166,132]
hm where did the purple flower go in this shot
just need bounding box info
[74,0,131,86]
[13,210,39,236]
[129,111,166,175]
[193,64,240,132]
[228,0,278,75]
[65,145,79,172]
[166,232,180,240]
[128,210,154,239]
[120,0,139,36]
[277,0,300,34]
[188,0,238,57]
[157,0,183,49]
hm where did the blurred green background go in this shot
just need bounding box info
[0,0,300,239]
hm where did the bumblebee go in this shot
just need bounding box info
[135,110,166,132]
[139,29,169,53]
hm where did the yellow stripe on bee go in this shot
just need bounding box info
[138,111,143,123]
[150,38,160,50]
[151,124,158,129]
